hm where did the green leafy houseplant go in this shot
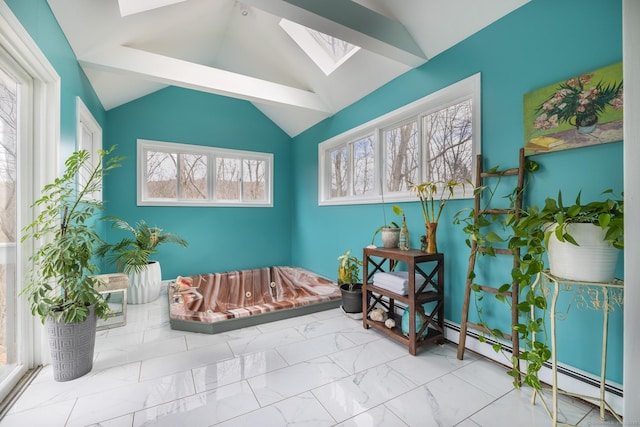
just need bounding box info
[337,249,364,314]
[370,205,403,246]
[337,249,361,291]
[21,146,123,323]
[97,218,188,274]
[507,189,623,387]
[517,190,624,250]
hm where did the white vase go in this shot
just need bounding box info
[547,223,619,283]
[127,261,162,304]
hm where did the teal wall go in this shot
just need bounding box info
[8,0,624,384]
[291,0,623,383]
[5,0,106,160]
[103,87,293,279]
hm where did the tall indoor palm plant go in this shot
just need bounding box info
[98,218,188,303]
[98,218,188,274]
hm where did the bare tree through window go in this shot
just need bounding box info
[385,121,419,193]
[308,29,357,61]
[319,76,478,206]
[423,99,473,183]
[330,146,348,198]
[353,136,375,196]
[146,151,177,199]
[0,69,17,366]
[216,157,240,201]
[0,77,16,243]
[141,141,273,206]
[243,159,266,201]
[179,154,207,200]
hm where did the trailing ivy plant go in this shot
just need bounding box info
[453,159,550,389]
[455,156,624,390]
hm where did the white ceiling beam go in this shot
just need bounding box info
[78,45,331,112]
[244,0,427,67]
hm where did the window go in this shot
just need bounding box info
[319,74,480,206]
[279,19,360,76]
[76,97,103,201]
[138,140,272,207]
[0,0,60,402]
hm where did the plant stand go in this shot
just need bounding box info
[531,271,624,426]
[362,247,444,355]
[96,273,129,330]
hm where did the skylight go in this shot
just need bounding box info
[279,19,360,76]
[117,0,186,17]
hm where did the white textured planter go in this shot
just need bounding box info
[127,261,162,304]
[547,223,619,283]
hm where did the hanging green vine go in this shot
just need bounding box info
[454,159,550,389]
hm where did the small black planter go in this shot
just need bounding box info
[339,283,363,314]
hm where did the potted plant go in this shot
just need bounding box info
[455,177,623,390]
[21,146,123,381]
[514,189,623,282]
[371,205,404,248]
[412,179,466,253]
[337,249,363,313]
[97,218,188,304]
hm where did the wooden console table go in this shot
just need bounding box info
[362,247,445,355]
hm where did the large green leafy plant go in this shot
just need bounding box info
[21,147,123,323]
[517,190,624,250]
[97,218,188,274]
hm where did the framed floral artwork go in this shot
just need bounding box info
[523,62,623,155]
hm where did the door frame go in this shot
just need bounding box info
[0,1,59,401]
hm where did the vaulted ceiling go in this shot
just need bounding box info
[47,0,529,136]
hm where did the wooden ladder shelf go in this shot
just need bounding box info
[456,148,527,383]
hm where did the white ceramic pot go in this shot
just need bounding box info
[127,261,162,304]
[547,223,619,283]
[381,228,400,248]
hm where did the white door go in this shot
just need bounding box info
[0,2,60,403]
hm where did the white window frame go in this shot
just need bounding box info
[0,0,60,400]
[318,73,481,206]
[137,139,273,207]
[76,97,102,201]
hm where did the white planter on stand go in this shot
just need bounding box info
[547,223,619,282]
[127,261,162,304]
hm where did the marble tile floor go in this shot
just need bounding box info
[0,289,618,427]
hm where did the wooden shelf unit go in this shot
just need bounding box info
[362,247,445,355]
